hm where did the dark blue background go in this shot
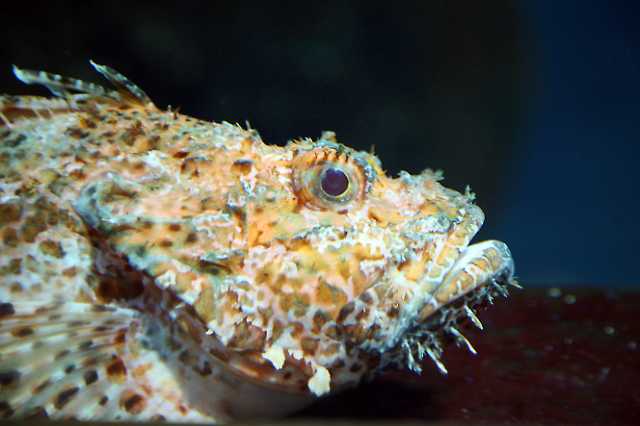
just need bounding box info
[498,2,640,286]
[1,1,638,287]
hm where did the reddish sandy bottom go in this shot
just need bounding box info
[294,288,640,425]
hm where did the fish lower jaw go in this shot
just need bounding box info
[378,240,517,374]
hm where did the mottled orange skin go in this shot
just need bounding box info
[0,64,516,422]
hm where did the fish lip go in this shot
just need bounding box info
[445,239,515,287]
[411,239,515,336]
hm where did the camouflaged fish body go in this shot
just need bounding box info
[0,62,517,422]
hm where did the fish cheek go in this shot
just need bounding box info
[73,175,235,309]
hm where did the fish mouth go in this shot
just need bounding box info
[396,239,517,374]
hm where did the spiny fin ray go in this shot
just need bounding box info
[0,302,140,420]
[11,61,153,108]
[89,60,152,106]
[13,66,110,99]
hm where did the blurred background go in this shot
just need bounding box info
[1,1,638,288]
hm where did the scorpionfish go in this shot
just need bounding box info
[0,62,517,422]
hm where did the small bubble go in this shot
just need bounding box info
[563,294,576,304]
[548,287,562,298]
[597,367,610,382]
[628,341,637,351]
[604,326,615,336]
[563,337,574,345]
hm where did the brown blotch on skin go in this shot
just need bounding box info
[180,157,209,177]
[54,386,79,409]
[121,391,147,414]
[98,395,109,406]
[39,240,65,258]
[312,310,329,333]
[2,227,19,247]
[231,158,253,175]
[337,301,356,323]
[2,258,22,275]
[33,379,50,394]
[158,239,173,248]
[0,259,22,276]
[65,127,90,139]
[167,223,182,232]
[132,161,146,171]
[20,217,47,243]
[84,370,98,385]
[0,303,15,318]
[146,135,161,151]
[113,330,127,345]
[172,150,189,159]
[106,357,127,379]
[121,121,144,146]
[69,168,87,181]
[355,307,370,322]
[11,326,34,337]
[62,267,78,277]
[387,306,400,319]
[367,209,385,224]
[185,232,198,244]
[0,370,20,386]
[301,337,319,355]
[0,202,22,225]
[290,321,305,338]
[79,117,97,129]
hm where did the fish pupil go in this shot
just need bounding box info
[321,167,349,197]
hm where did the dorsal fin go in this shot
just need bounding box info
[89,60,152,106]
[11,61,154,107]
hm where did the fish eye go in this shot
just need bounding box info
[292,146,366,209]
[320,167,350,197]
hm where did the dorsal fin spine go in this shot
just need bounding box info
[11,61,154,108]
[12,65,110,99]
[89,60,152,106]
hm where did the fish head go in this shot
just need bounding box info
[221,131,516,394]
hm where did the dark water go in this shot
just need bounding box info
[1,1,638,288]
